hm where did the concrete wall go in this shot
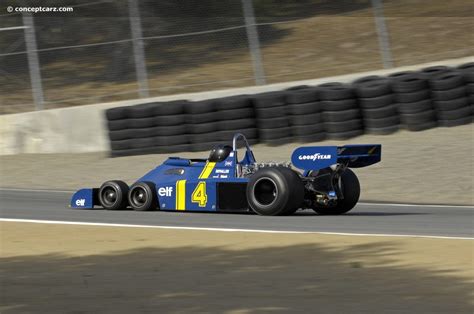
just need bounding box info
[1,56,473,155]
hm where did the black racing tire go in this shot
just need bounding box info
[400,110,436,125]
[429,71,465,90]
[358,94,395,109]
[217,118,256,131]
[322,109,361,122]
[264,137,293,146]
[154,100,186,115]
[434,97,469,111]
[256,106,286,119]
[362,104,398,119]
[216,95,252,110]
[247,167,304,216]
[252,92,287,109]
[258,117,289,129]
[363,115,399,128]
[312,169,360,215]
[388,71,415,79]
[185,100,215,114]
[395,89,431,103]
[106,106,130,121]
[216,107,255,120]
[289,113,323,126]
[318,82,344,88]
[365,124,399,135]
[259,127,292,140]
[318,84,354,101]
[153,115,186,127]
[467,83,474,95]
[286,85,311,91]
[107,119,129,131]
[131,135,188,148]
[326,129,364,140]
[431,86,467,101]
[189,141,225,152]
[438,116,473,127]
[391,74,428,93]
[129,103,159,118]
[355,80,391,98]
[291,123,325,136]
[436,105,472,120]
[109,125,187,141]
[188,122,218,134]
[403,120,437,132]
[353,75,384,85]
[286,89,319,104]
[110,139,134,151]
[321,99,358,111]
[98,180,129,210]
[128,181,158,211]
[189,133,216,144]
[128,117,156,129]
[397,99,433,114]
[186,112,216,124]
[420,65,452,78]
[324,119,363,133]
[288,102,321,115]
[217,128,258,141]
[293,132,326,143]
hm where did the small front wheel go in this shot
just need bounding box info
[98,180,129,210]
[128,181,158,211]
[313,169,360,215]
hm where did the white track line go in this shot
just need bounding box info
[1,218,472,240]
[1,188,473,209]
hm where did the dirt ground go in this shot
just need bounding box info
[0,221,472,313]
[1,123,473,205]
[2,0,473,113]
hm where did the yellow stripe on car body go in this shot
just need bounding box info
[198,162,216,179]
[175,180,186,210]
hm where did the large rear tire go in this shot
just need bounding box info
[313,169,360,215]
[98,180,129,210]
[247,167,304,216]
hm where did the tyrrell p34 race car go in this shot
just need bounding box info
[71,134,381,215]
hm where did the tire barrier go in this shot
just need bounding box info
[252,91,292,146]
[105,63,473,157]
[354,76,399,135]
[286,87,326,143]
[429,70,472,127]
[389,72,437,132]
[319,83,364,139]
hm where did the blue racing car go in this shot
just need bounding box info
[71,133,381,215]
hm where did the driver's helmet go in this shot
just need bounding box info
[208,144,233,162]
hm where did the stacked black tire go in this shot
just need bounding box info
[106,100,188,157]
[389,72,437,131]
[354,76,399,135]
[458,63,474,109]
[428,68,472,127]
[286,88,325,142]
[215,95,258,146]
[186,100,219,152]
[319,83,363,139]
[253,91,292,145]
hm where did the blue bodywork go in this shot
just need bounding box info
[70,136,381,211]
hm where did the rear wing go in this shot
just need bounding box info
[291,145,381,171]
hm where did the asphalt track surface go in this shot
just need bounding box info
[0,189,472,238]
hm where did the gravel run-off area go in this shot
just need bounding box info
[0,124,473,205]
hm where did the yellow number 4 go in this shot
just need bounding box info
[192,181,207,207]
